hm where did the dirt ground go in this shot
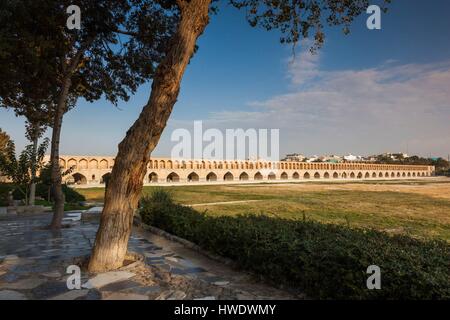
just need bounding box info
[241,177,450,201]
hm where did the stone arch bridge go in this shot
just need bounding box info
[48,155,435,187]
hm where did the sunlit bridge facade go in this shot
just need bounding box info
[48,155,435,187]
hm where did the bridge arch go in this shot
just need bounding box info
[89,159,98,169]
[59,159,66,169]
[280,172,288,180]
[206,172,217,182]
[224,172,234,181]
[68,158,77,169]
[268,172,276,180]
[71,172,87,185]
[79,159,88,170]
[99,159,109,169]
[304,172,310,179]
[254,172,263,180]
[100,173,111,184]
[292,172,300,179]
[324,172,330,179]
[239,172,249,181]
[148,172,158,183]
[187,172,199,182]
[167,172,180,183]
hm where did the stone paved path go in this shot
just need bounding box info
[0,212,297,300]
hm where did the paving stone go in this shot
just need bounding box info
[82,271,136,289]
[0,277,45,290]
[165,256,179,263]
[145,256,164,262]
[156,290,187,300]
[10,263,50,274]
[31,280,69,299]
[48,289,89,300]
[103,292,149,300]
[3,255,19,262]
[80,289,102,300]
[41,271,62,278]
[0,289,28,300]
[236,293,256,300]
[194,296,216,300]
[100,280,141,292]
[172,267,206,275]
[200,275,224,283]
[125,285,162,295]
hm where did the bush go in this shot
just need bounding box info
[12,183,85,203]
[0,183,14,206]
[60,185,86,203]
[140,190,450,299]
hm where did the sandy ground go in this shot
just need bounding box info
[239,177,450,201]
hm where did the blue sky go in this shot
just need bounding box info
[2,0,450,158]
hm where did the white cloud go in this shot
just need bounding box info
[192,52,450,157]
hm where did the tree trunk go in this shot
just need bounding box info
[88,0,211,272]
[49,77,71,229]
[28,132,39,206]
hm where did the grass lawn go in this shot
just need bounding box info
[78,179,450,241]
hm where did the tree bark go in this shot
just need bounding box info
[88,0,211,272]
[49,76,71,229]
[28,133,38,206]
[48,41,89,230]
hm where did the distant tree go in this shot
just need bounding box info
[25,122,48,205]
[0,0,176,228]
[38,163,75,202]
[0,128,11,182]
[0,128,10,156]
[89,0,391,272]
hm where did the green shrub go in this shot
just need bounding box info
[61,185,86,203]
[12,183,85,203]
[140,190,450,299]
[0,183,14,206]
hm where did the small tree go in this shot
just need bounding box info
[38,164,75,202]
[0,138,49,205]
[0,128,10,156]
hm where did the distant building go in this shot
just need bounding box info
[282,153,306,162]
[320,155,343,163]
[343,154,360,161]
[379,152,409,161]
[306,155,319,163]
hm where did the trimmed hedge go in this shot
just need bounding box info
[140,190,450,299]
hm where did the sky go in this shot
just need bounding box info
[1,0,450,159]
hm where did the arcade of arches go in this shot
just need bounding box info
[48,155,435,186]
